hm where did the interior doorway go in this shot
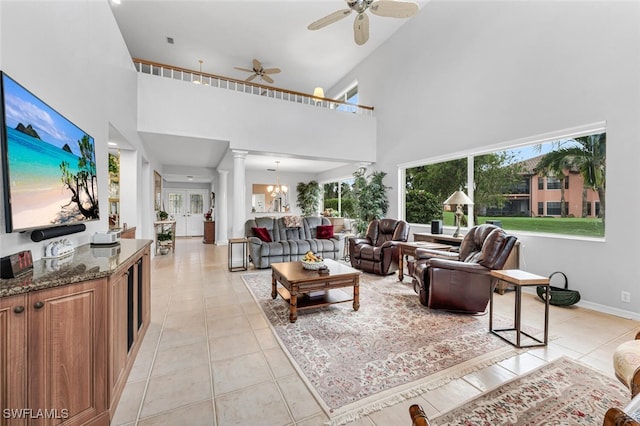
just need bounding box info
[164,189,206,237]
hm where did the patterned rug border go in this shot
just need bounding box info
[431,355,628,425]
[241,271,528,425]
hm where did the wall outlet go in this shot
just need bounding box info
[621,291,631,303]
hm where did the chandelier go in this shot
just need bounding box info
[267,161,288,197]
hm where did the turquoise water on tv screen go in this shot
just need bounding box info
[6,126,82,193]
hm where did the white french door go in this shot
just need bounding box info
[164,189,206,237]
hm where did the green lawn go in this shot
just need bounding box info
[442,212,604,238]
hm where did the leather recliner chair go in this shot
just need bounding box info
[411,224,517,313]
[349,218,409,275]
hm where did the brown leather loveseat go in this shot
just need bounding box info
[411,224,516,313]
[349,218,409,275]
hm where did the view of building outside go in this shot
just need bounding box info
[404,132,606,238]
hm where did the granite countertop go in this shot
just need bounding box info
[0,239,152,298]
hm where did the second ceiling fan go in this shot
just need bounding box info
[308,0,419,46]
[234,59,281,84]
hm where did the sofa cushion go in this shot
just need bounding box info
[252,227,272,242]
[316,224,334,239]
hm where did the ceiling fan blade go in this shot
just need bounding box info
[353,13,369,45]
[369,0,419,18]
[245,74,257,82]
[252,58,262,71]
[234,67,254,73]
[263,67,281,75]
[308,8,351,30]
[262,75,275,84]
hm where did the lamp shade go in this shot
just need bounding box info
[313,87,325,98]
[444,190,473,206]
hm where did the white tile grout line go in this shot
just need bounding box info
[204,272,218,425]
[133,270,173,425]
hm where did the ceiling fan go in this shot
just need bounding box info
[234,59,281,84]
[308,0,419,46]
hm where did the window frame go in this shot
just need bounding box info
[398,122,606,240]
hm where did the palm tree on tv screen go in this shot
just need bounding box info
[59,134,99,219]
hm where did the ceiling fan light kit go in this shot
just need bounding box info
[308,0,419,45]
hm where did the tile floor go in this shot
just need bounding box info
[112,238,640,425]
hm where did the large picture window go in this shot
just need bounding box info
[403,130,606,238]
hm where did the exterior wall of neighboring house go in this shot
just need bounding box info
[530,172,600,218]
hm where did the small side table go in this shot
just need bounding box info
[489,269,550,348]
[342,233,356,262]
[228,238,248,272]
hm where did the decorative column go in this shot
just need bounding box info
[232,150,248,237]
[217,170,229,244]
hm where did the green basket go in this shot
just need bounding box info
[536,271,581,307]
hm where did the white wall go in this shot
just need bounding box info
[136,74,377,163]
[325,0,640,318]
[0,0,152,258]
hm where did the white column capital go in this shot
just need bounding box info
[232,150,248,159]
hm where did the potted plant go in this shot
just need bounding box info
[157,210,169,221]
[352,168,389,235]
[296,181,321,216]
[157,229,172,254]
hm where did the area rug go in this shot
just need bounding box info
[431,356,628,425]
[242,271,530,424]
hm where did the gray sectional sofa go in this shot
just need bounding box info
[245,216,345,268]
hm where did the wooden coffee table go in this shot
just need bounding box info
[271,259,361,323]
[397,241,452,281]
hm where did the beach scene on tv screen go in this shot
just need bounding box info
[3,74,99,231]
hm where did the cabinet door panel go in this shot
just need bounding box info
[110,270,128,395]
[0,295,27,426]
[28,279,107,426]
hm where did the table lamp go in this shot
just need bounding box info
[444,190,473,238]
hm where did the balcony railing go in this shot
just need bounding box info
[133,58,375,117]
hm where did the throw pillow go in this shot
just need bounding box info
[252,227,272,242]
[316,224,334,239]
[283,215,302,228]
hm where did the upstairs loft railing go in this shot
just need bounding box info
[133,58,375,116]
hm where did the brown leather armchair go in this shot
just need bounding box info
[411,224,517,313]
[349,218,409,275]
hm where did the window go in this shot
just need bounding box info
[402,130,606,238]
[546,177,562,190]
[334,83,358,113]
[322,178,355,218]
[405,158,467,226]
[546,202,561,215]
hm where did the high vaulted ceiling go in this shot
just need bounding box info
[109,0,428,181]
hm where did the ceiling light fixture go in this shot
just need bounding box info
[193,59,208,85]
[267,161,288,198]
[313,87,325,105]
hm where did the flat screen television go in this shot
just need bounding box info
[0,71,99,233]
